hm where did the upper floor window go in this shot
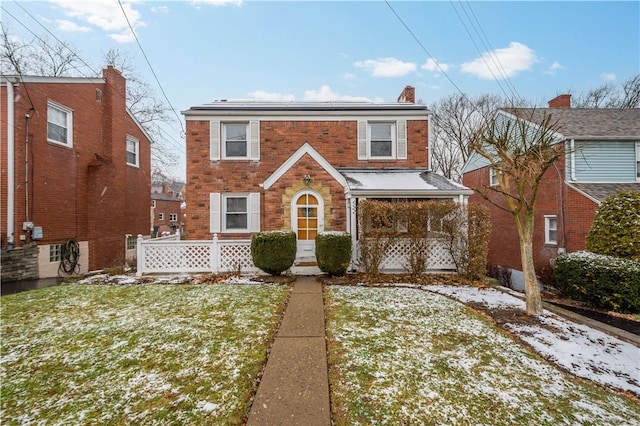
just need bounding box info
[489,167,499,186]
[358,120,407,160]
[369,122,395,158]
[210,120,260,161]
[158,213,164,221]
[126,136,139,167]
[169,213,178,222]
[47,101,73,147]
[545,215,558,245]
[151,200,156,208]
[223,123,248,157]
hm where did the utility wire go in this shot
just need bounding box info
[117,0,185,137]
[449,1,516,102]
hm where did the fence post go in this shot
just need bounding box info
[136,234,144,276]
[211,234,219,273]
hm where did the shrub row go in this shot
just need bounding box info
[554,251,640,313]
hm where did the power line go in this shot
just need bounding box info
[117,0,185,137]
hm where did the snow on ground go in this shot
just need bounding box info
[428,285,640,396]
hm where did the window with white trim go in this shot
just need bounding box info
[223,123,248,158]
[210,192,260,233]
[47,101,73,147]
[158,213,164,221]
[151,200,156,208]
[169,213,178,221]
[126,136,139,167]
[357,120,407,160]
[545,215,558,245]
[369,122,395,158]
[49,244,62,262]
[126,236,136,250]
[489,167,500,186]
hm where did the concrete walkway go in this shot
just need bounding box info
[247,277,331,426]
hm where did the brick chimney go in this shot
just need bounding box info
[397,85,415,104]
[548,94,571,109]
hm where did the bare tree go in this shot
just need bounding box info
[469,109,564,316]
[1,23,84,77]
[573,74,640,109]
[430,93,503,181]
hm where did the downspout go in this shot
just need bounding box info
[427,112,433,171]
[6,81,15,249]
[570,139,576,181]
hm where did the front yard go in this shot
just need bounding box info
[2,275,639,425]
[1,283,289,425]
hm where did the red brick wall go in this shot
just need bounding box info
[153,199,182,232]
[463,156,598,273]
[185,119,428,240]
[1,68,150,270]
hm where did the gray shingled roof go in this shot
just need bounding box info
[569,182,640,203]
[502,108,640,140]
[151,192,181,202]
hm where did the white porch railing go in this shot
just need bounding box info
[136,234,257,276]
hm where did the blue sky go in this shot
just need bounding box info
[3,0,639,179]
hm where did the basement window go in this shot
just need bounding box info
[49,244,62,262]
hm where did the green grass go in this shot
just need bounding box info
[325,286,640,426]
[1,283,289,425]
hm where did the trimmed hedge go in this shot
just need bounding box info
[554,251,640,313]
[315,232,352,276]
[250,231,296,275]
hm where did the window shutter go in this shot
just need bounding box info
[396,120,407,159]
[249,193,261,232]
[210,193,221,233]
[357,120,367,160]
[210,121,220,161]
[249,121,260,160]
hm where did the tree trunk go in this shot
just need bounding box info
[520,221,543,315]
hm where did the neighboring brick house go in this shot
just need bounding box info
[1,67,151,278]
[183,86,473,264]
[462,94,640,283]
[151,192,183,236]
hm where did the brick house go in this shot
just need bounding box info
[151,192,183,237]
[183,86,472,264]
[1,67,151,278]
[462,94,640,284]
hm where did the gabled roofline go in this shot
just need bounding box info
[262,142,347,190]
[126,109,154,145]
[497,109,566,141]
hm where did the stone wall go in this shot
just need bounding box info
[1,244,39,282]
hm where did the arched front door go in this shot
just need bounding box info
[292,191,324,261]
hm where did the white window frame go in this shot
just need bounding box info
[489,167,500,186]
[223,194,250,232]
[126,135,140,167]
[222,122,249,159]
[47,101,73,147]
[636,142,639,181]
[169,213,178,222]
[151,200,156,208]
[158,213,164,221]
[368,121,396,159]
[544,215,558,245]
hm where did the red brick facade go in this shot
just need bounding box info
[463,155,598,272]
[152,195,183,235]
[1,67,151,271]
[185,113,429,240]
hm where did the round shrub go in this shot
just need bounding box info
[315,232,352,276]
[586,190,640,261]
[251,231,296,275]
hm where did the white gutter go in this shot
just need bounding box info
[6,81,15,247]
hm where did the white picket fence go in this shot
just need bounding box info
[136,234,257,276]
[136,234,456,276]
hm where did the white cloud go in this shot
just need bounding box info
[247,90,295,102]
[49,0,145,43]
[461,42,537,80]
[56,19,91,32]
[354,57,417,78]
[549,62,562,70]
[421,58,450,73]
[601,72,616,81]
[303,85,383,102]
